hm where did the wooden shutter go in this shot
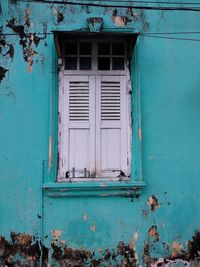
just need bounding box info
[96,75,128,178]
[60,75,95,178]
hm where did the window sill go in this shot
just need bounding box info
[42,181,146,198]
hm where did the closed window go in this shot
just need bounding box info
[58,38,131,181]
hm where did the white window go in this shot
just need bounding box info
[58,38,132,181]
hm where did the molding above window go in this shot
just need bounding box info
[43,181,146,198]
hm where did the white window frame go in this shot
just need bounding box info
[57,37,132,182]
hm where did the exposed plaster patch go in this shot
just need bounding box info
[138,127,142,141]
[172,241,185,257]
[25,8,31,27]
[112,10,131,27]
[1,231,200,266]
[23,47,37,72]
[147,195,160,212]
[117,240,137,266]
[6,18,46,71]
[51,239,137,266]
[53,8,64,23]
[90,224,96,233]
[148,226,159,242]
[51,230,62,243]
[83,213,87,221]
[0,233,48,266]
[143,231,200,266]
[134,232,139,241]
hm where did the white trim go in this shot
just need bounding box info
[58,37,132,181]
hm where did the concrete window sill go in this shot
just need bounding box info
[42,181,146,198]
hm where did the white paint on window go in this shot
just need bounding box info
[58,38,131,181]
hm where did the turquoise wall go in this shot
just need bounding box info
[1,1,200,266]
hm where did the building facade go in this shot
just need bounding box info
[1,0,200,266]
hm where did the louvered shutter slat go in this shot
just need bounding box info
[69,81,89,121]
[101,80,121,121]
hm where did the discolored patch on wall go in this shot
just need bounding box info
[6,18,46,71]
[0,66,8,82]
[147,195,160,211]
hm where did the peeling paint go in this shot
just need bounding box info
[6,18,46,70]
[23,47,37,72]
[147,195,160,211]
[0,66,8,82]
[148,225,159,242]
[0,233,48,266]
[112,10,130,26]
[7,18,26,39]
[25,8,31,27]
[172,241,185,257]
[90,224,96,233]
[0,29,14,82]
[0,230,200,266]
[51,239,137,266]
[0,33,14,60]
[53,8,64,23]
[87,17,103,32]
[138,127,142,141]
[83,213,87,221]
[143,231,200,266]
[51,229,62,243]
[133,232,139,241]
[126,8,139,21]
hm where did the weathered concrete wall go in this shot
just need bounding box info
[1,1,200,266]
